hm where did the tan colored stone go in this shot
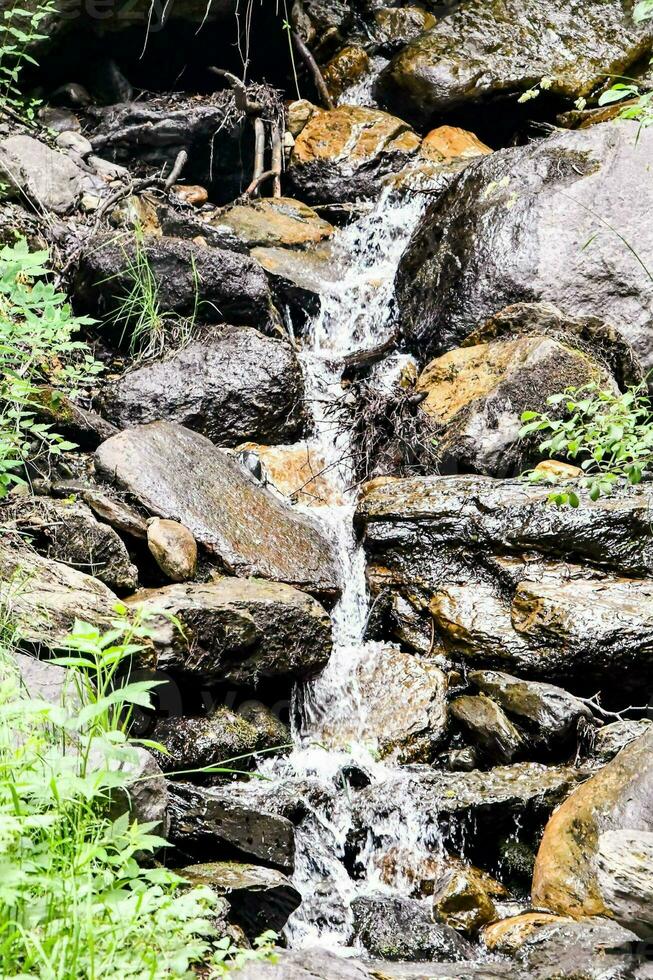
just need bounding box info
[483,912,573,954]
[374,6,437,46]
[286,99,319,138]
[323,45,371,100]
[533,459,583,480]
[532,726,653,919]
[292,105,421,167]
[172,184,208,206]
[431,864,500,935]
[110,193,161,235]
[235,442,343,507]
[147,517,198,582]
[213,197,334,250]
[420,125,492,163]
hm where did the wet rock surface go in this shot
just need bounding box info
[0,134,86,213]
[126,577,332,684]
[75,234,276,334]
[352,895,474,961]
[94,422,341,599]
[396,123,653,369]
[167,781,295,871]
[288,104,421,203]
[98,325,306,446]
[377,0,653,125]
[212,197,334,249]
[181,861,301,939]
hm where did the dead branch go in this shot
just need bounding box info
[251,116,266,196]
[291,30,334,110]
[95,149,188,221]
[207,67,263,115]
[576,691,650,722]
[244,169,279,196]
[270,122,283,198]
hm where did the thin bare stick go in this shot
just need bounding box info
[270,122,283,198]
[252,117,266,195]
[244,168,277,196]
[291,30,334,109]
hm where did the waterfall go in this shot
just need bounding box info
[252,188,442,949]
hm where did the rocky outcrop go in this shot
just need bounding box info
[371,7,437,52]
[14,652,76,706]
[0,537,116,653]
[586,719,652,766]
[288,104,421,203]
[98,326,305,446]
[180,861,301,939]
[8,496,137,592]
[95,422,341,599]
[212,197,334,249]
[29,387,118,449]
[377,0,653,125]
[431,863,502,935]
[352,894,473,961]
[233,442,343,508]
[532,727,653,927]
[415,309,617,478]
[358,475,653,686]
[168,781,295,871]
[75,234,276,335]
[126,577,332,684]
[323,45,370,101]
[396,123,653,370]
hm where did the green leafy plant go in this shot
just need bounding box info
[519,381,653,506]
[598,81,653,128]
[0,0,54,123]
[0,239,102,497]
[0,605,279,978]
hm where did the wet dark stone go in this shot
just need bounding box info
[98,325,306,447]
[352,894,474,962]
[396,123,653,371]
[167,781,295,872]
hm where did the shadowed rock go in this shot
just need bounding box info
[352,894,474,961]
[126,577,332,684]
[98,325,305,447]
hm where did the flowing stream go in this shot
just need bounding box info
[251,189,447,950]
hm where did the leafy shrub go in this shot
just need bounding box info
[0,606,278,978]
[0,0,52,123]
[519,381,653,505]
[0,239,102,496]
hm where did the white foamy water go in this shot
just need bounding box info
[248,188,436,949]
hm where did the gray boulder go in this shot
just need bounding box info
[168,781,295,871]
[95,422,341,600]
[75,234,277,335]
[596,830,653,938]
[587,719,653,766]
[351,894,473,961]
[378,0,653,125]
[517,916,641,980]
[98,325,305,446]
[469,670,593,749]
[0,135,85,214]
[127,578,332,684]
[13,652,76,706]
[181,861,301,939]
[396,123,653,370]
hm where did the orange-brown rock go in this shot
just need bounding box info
[419,125,492,163]
[172,184,208,206]
[323,45,370,100]
[235,442,343,507]
[532,726,653,920]
[213,197,334,250]
[483,912,576,954]
[147,517,198,582]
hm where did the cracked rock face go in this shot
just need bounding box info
[95,421,341,600]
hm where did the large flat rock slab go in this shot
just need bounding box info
[95,422,341,600]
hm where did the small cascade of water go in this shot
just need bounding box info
[253,188,434,950]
